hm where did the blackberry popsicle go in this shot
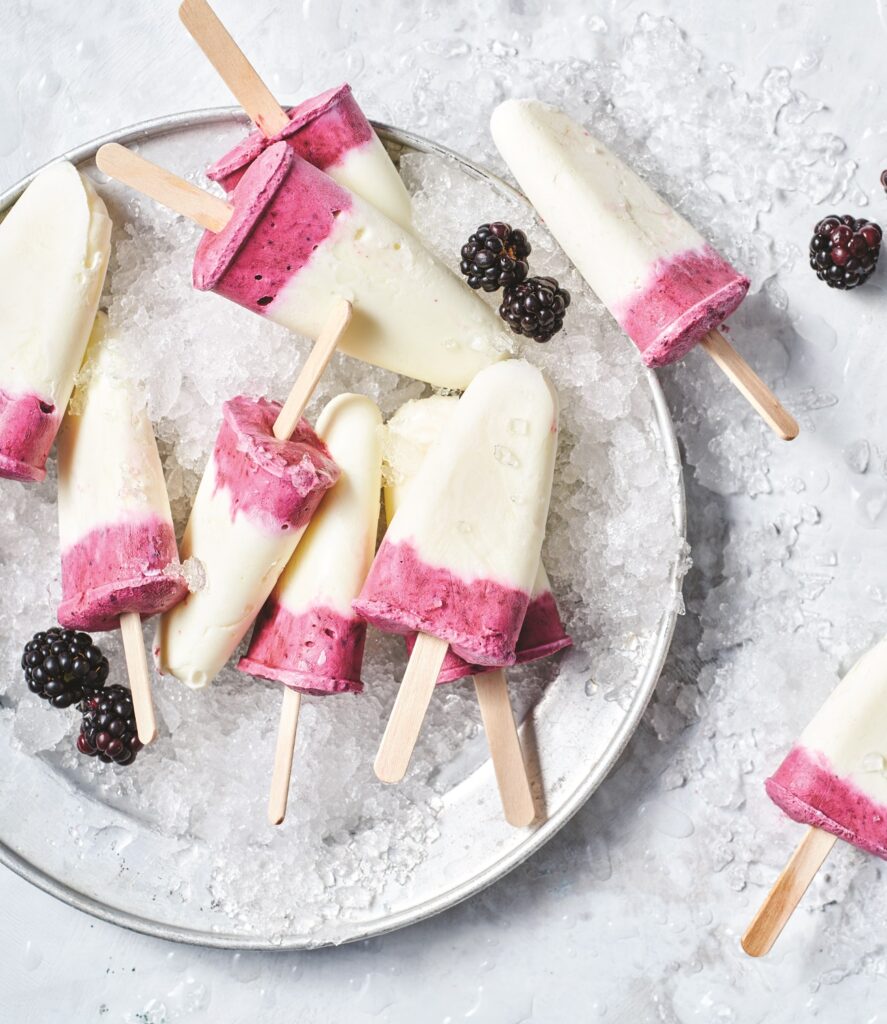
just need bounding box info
[178,0,412,228]
[95,141,510,391]
[0,162,111,482]
[355,360,559,784]
[238,394,383,825]
[743,636,887,956]
[491,100,798,440]
[56,314,189,742]
[384,394,572,825]
[155,318,346,688]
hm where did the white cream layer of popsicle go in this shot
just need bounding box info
[490,100,703,314]
[270,394,382,618]
[0,162,111,401]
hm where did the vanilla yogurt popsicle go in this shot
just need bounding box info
[0,162,112,482]
[743,636,887,956]
[356,359,559,667]
[57,314,188,630]
[208,84,412,230]
[384,394,570,682]
[194,141,510,391]
[156,396,338,688]
[490,100,749,369]
[239,393,383,693]
[766,636,887,859]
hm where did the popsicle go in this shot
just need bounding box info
[742,636,887,956]
[355,359,559,783]
[57,313,188,741]
[95,143,510,392]
[239,393,383,824]
[240,394,382,694]
[0,161,112,482]
[178,1,412,228]
[155,305,350,688]
[490,100,798,441]
[385,394,570,824]
[384,395,571,684]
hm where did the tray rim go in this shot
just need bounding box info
[0,106,687,950]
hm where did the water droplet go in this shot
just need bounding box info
[509,417,529,436]
[843,439,870,474]
[863,752,885,773]
[493,445,520,467]
[457,520,472,533]
[853,482,887,528]
[22,941,42,972]
[37,71,62,98]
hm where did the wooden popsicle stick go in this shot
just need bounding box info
[473,669,535,827]
[375,633,449,783]
[95,144,233,232]
[264,300,353,825]
[179,0,290,137]
[119,611,157,745]
[699,329,799,442]
[271,299,353,441]
[267,688,302,825]
[741,827,837,957]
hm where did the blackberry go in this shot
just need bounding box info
[499,276,571,343]
[77,686,142,766]
[21,627,109,708]
[460,222,531,292]
[881,169,887,195]
[809,214,881,290]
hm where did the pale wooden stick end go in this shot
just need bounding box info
[178,0,290,136]
[741,826,837,957]
[268,688,302,825]
[271,299,352,441]
[96,144,233,233]
[374,634,448,783]
[119,612,157,746]
[473,669,536,827]
[699,329,799,442]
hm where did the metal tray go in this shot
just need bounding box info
[0,109,686,949]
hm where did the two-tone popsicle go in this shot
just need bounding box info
[743,636,887,956]
[490,100,798,440]
[0,162,111,482]
[96,142,510,392]
[384,394,570,824]
[155,390,340,688]
[355,359,559,784]
[179,0,411,228]
[239,393,383,824]
[384,394,571,684]
[57,313,188,740]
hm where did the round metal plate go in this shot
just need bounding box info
[0,109,686,949]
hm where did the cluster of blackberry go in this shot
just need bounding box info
[22,628,142,767]
[459,222,570,343]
